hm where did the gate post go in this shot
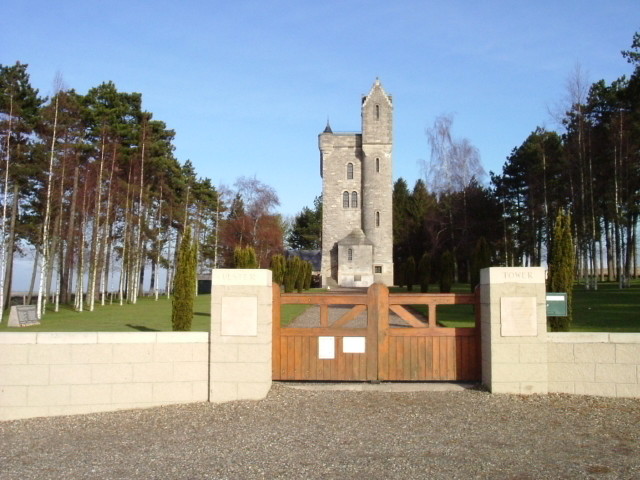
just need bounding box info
[209,269,272,402]
[480,267,548,394]
[369,283,387,381]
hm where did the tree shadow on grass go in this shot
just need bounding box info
[126,324,160,332]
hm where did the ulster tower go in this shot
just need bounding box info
[318,79,394,287]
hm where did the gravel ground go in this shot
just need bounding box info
[2,384,640,479]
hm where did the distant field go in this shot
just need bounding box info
[0,281,638,332]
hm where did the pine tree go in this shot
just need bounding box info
[548,211,575,331]
[172,227,195,331]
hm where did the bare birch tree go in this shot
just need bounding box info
[37,85,61,319]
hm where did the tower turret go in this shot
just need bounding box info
[360,80,393,284]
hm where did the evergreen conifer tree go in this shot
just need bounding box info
[548,211,575,331]
[405,256,416,291]
[234,246,258,268]
[303,261,312,290]
[418,252,431,293]
[470,236,491,292]
[172,227,195,331]
[440,250,455,293]
[270,254,286,285]
[284,256,300,293]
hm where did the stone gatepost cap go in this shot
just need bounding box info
[212,269,272,287]
[480,267,546,285]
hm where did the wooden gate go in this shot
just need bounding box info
[272,283,480,382]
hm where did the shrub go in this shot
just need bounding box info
[302,261,312,290]
[234,246,258,268]
[284,256,301,293]
[295,259,307,293]
[270,254,286,285]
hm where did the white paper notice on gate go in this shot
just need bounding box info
[343,337,366,354]
[318,336,335,359]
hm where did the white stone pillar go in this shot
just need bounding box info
[209,269,272,403]
[480,267,548,394]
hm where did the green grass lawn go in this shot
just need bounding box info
[0,295,212,332]
[571,281,640,332]
[1,282,638,332]
[393,281,640,331]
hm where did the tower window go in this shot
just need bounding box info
[376,211,380,227]
[351,191,358,208]
[343,191,349,208]
[347,162,354,180]
[375,266,382,274]
[375,104,380,120]
[348,248,353,261]
[376,157,380,173]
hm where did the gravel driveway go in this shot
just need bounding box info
[1,383,639,479]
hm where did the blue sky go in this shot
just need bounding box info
[2,1,638,220]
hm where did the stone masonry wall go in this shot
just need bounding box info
[0,332,209,421]
[548,333,640,398]
[319,80,394,286]
[319,132,363,285]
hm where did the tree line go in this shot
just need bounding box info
[491,33,640,286]
[392,33,639,289]
[0,63,285,317]
[289,32,639,292]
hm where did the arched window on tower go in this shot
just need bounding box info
[375,104,380,120]
[343,191,350,208]
[347,163,354,179]
[376,211,380,227]
[347,248,353,261]
[352,191,358,208]
[376,157,380,173]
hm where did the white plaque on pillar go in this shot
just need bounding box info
[500,297,537,337]
[318,336,335,359]
[221,296,258,336]
[343,336,366,354]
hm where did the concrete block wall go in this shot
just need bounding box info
[548,333,640,398]
[0,332,209,421]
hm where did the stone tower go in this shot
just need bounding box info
[318,79,394,287]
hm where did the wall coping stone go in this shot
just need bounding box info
[0,333,38,344]
[608,333,640,344]
[548,332,640,344]
[0,332,209,345]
